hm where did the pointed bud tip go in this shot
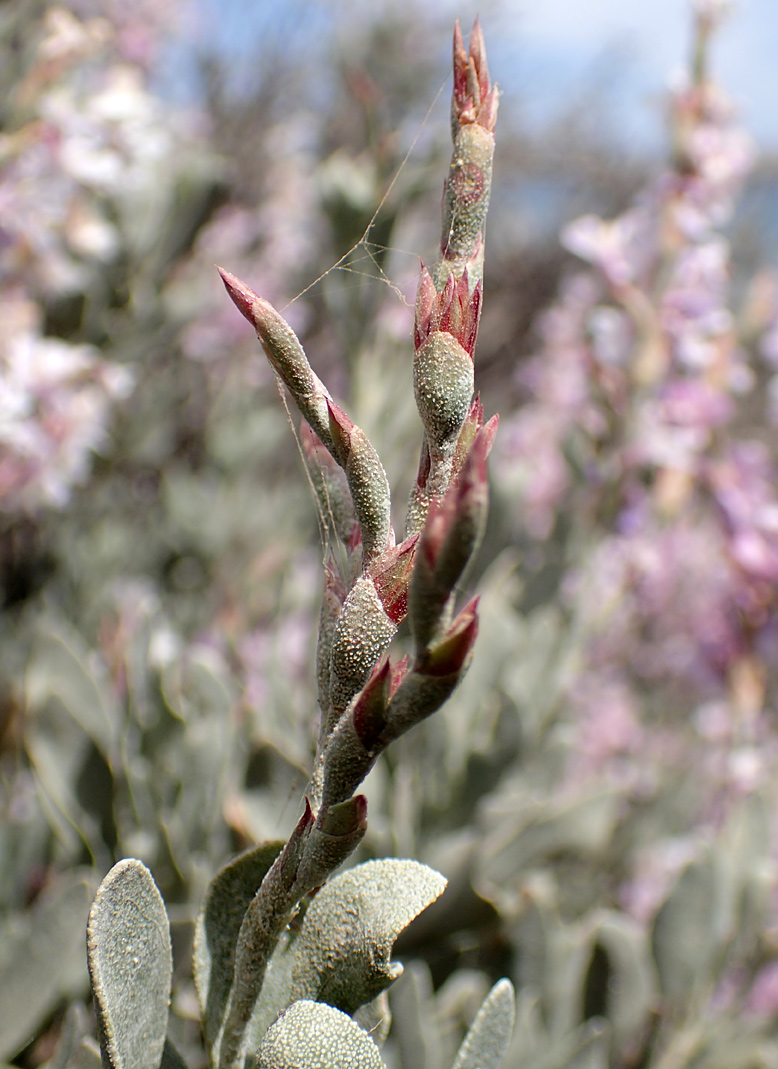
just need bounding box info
[299,796,315,830]
[482,413,499,454]
[217,266,262,326]
[420,601,479,677]
[353,793,368,824]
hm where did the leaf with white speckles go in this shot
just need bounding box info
[256,1000,386,1069]
[452,979,515,1069]
[289,859,447,1014]
[87,860,171,1069]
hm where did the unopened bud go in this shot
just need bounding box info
[297,796,368,890]
[382,598,480,745]
[327,399,392,566]
[218,268,333,447]
[320,660,391,809]
[415,268,481,359]
[409,431,490,650]
[414,331,475,457]
[352,658,391,754]
[442,21,497,273]
[452,19,499,135]
[302,422,357,547]
[419,596,479,677]
[329,574,397,719]
[370,535,418,625]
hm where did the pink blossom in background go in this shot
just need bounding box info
[744,960,778,1016]
[0,295,133,510]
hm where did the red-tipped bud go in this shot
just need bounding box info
[370,535,418,624]
[326,398,392,566]
[414,264,436,350]
[452,402,498,478]
[218,266,261,324]
[481,413,499,455]
[319,794,368,838]
[409,428,490,650]
[420,596,479,677]
[390,656,409,697]
[327,397,357,467]
[458,421,491,493]
[353,657,391,752]
[418,497,448,572]
[431,427,490,569]
[298,796,315,833]
[218,266,334,447]
[452,18,497,133]
[414,267,482,359]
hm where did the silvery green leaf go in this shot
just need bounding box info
[0,872,93,1060]
[62,1039,103,1069]
[478,789,618,915]
[556,1021,610,1069]
[25,622,119,756]
[245,930,297,1051]
[87,860,171,1069]
[46,1002,88,1069]
[256,1000,386,1069]
[651,851,717,1002]
[157,653,234,864]
[353,991,391,1047]
[193,841,284,1055]
[451,978,515,1069]
[388,962,441,1069]
[160,1038,188,1069]
[24,627,119,855]
[289,859,447,1014]
[588,913,656,1052]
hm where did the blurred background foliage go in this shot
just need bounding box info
[4,0,778,1067]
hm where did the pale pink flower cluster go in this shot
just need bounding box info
[494,9,778,959]
[1,7,189,298]
[0,294,133,510]
[1,4,207,510]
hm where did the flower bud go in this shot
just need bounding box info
[218,268,333,447]
[415,268,481,358]
[452,19,498,135]
[369,535,418,625]
[382,598,480,745]
[328,574,397,720]
[320,660,391,810]
[302,422,357,548]
[414,332,475,457]
[419,596,479,677]
[297,796,368,890]
[409,430,491,650]
[327,399,392,567]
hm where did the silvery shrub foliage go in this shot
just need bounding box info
[3,1,778,1068]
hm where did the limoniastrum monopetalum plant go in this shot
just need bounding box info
[85,20,514,1069]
